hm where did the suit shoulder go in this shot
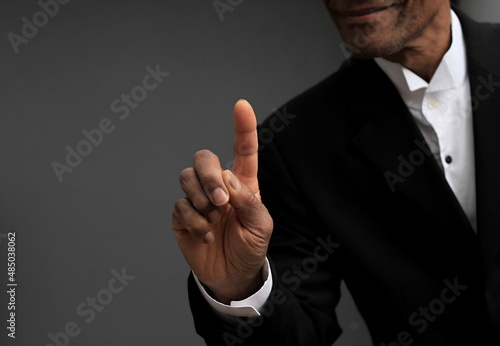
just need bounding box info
[258,59,379,158]
[282,60,367,108]
[459,10,500,74]
[260,59,371,131]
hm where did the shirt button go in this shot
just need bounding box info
[428,98,439,110]
[445,155,453,164]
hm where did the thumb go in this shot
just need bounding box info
[222,170,273,236]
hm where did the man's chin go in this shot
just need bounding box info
[343,40,405,60]
[348,50,382,60]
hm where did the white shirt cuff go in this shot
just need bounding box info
[193,257,273,322]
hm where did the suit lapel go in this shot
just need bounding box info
[349,59,476,240]
[459,10,500,280]
[348,10,500,284]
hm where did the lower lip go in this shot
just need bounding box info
[342,8,391,24]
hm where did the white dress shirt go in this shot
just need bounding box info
[374,10,477,232]
[193,258,272,319]
[195,9,476,318]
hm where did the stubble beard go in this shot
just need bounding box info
[339,8,425,59]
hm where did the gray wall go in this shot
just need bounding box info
[0,1,497,345]
[457,0,500,23]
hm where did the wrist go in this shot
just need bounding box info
[206,268,264,305]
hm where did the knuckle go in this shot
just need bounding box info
[247,201,273,241]
[203,180,220,196]
[194,149,213,161]
[179,208,206,237]
[236,139,257,156]
[261,209,274,235]
[179,168,195,187]
[171,210,184,231]
[184,211,200,226]
[191,227,209,240]
[186,219,209,239]
[174,198,188,213]
[242,188,259,206]
[192,195,210,210]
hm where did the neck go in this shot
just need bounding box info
[384,6,452,82]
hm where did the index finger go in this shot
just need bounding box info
[232,99,259,191]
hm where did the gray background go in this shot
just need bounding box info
[0,1,497,345]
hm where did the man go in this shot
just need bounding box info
[172,0,500,344]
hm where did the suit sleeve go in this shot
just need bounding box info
[187,135,343,345]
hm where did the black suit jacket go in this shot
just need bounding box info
[188,9,500,346]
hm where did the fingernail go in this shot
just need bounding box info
[229,171,241,190]
[202,232,214,244]
[207,210,221,224]
[212,188,228,206]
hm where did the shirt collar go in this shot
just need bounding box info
[374,10,467,95]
